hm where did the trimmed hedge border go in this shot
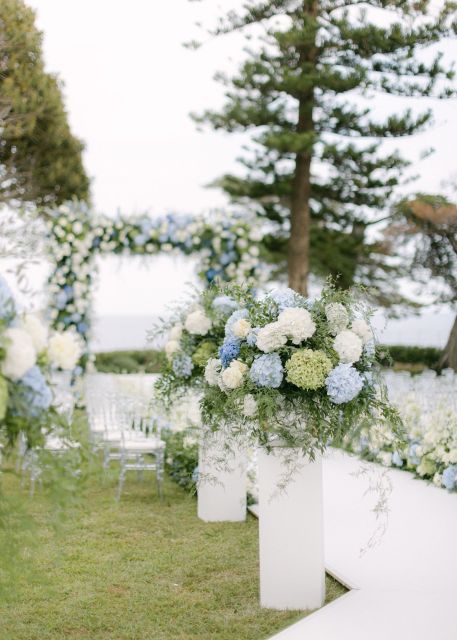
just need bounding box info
[94,344,443,374]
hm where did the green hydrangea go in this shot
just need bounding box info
[0,375,8,421]
[285,349,332,391]
[192,341,217,368]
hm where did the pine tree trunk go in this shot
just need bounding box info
[439,314,457,371]
[287,1,317,296]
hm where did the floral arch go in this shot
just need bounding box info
[46,201,265,369]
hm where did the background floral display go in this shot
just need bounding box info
[46,200,266,370]
[202,283,403,458]
[0,274,81,449]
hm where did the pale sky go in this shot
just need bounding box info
[6,1,457,345]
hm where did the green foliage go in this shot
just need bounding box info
[94,349,164,374]
[192,0,456,304]
[162,428,198,492]
[378,344,442,370]
[0,0,90,205]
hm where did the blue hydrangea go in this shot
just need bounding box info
[219,338,241,368]
[212,295,239,317]
[392,451,403,467]
[11,366,53,417]
[442,465,457,490]
[326,364,364,404]
[268,288,299,311]
[408,442,421,465]
[134,233,148,246]
[246,328,259,347]
[55,290,68,310]
[0,275,16,321]
[225,309,249,339]
[250,353,284,388]
[172,353,194,378]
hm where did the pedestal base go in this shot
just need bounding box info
[258,446,325,610]
[197,432,247,522]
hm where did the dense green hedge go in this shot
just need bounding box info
[94,349,163,374]
[94,345,443,374]
[377,344,441,370]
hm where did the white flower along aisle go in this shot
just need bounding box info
[156,282,402,610]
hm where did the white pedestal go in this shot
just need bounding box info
[197,432,247,522]
[258,446,325,610]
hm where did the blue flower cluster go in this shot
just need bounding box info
[11,366,53,417]
[225,309,248,339]
[408,443,421,465]
[0,276,15,322]
[212,295,238,317]
[250,353,284,388]
[219,338,241,368]
[326,364,363,404]
[172,353,194,378]
[268,287,298,311]
[246,328,259,346]
[442,465,457,490]
[391,451,403,467]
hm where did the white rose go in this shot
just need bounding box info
[165,340,180,360]
[48,331,82,370]
[169,324,183,341]
[20,314,48,353]
[204,358,222,386]
[232,318,251,339]
[325,303,349,335]
[1,328,37,381]
[351,319,373,344]
[333,330,363,364]
[278,307,316,345]
[184,309,212,336]
[256,322,288,353]
[221,360,247,389]
[243,394,258,417]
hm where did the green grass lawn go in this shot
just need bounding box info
[0,465,346,640]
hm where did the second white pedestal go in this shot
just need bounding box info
[258,446,325,610]
[197,432,247,522]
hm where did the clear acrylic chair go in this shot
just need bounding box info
[116,416,165,501]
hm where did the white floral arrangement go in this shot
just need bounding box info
[345,380,457,492]
[152,288,244,406]
[201,283,402,457]
[47,201,267,369]
[0,275,80,449]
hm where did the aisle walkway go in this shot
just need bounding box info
[268,449,457,640]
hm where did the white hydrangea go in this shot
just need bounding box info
[48,331,82,370]
[232,318,251,339]
[377,451,392,467]
[184,308,212,336]
[221,360,248,390]
[243,394,258,417]
[333,330,363,363]
[278,307,316,345]
[169,324,183,341]
[351,319,373,344]
[256,322,288,353]
[204,358,222,386]
[20,314,48,353]
[325,303,349,335]
[165,340,180,360]
[1,328,37,381]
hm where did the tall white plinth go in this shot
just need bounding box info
[197,433,247,522]
[258,446,325,610]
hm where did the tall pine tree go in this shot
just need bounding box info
[191,0,456,296]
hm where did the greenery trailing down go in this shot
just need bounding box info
[0,464,346,640]
[162,428,199,493]
[94,349,164,374]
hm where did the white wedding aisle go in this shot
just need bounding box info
[265,449,457,640]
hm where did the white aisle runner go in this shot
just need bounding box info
[267,449,457,640]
